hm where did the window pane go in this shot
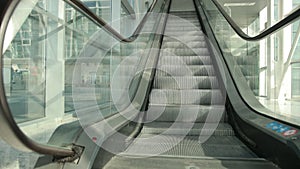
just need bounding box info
[292,63,300,98]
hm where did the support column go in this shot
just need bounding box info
[111,0,121,32]
[259,7,268,97]
[275,0,285,99]
[266,0,275,100]
[45,0,65,118]
[278,0,292,101]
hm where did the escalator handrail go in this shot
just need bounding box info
[0,0,167,159]
[210,0,300,41]
[64,0,159,43]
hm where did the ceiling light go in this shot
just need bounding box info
[224,2,256,7]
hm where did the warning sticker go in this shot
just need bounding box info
[266,122,280,130]
[266,122,289,133]
[277,126,290,133]
[282,129,298,137]
[266,121,298,137]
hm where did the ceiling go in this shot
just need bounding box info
[217,0,268,27]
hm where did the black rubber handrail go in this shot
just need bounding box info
[64,0,159,42]
[210,0,300,41]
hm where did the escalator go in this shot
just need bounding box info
[99,9,278,169]
[1,0,300,169]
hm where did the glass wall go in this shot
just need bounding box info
[1,0,157,117]
[64,0,155,114]
[1,0,162,144]
[292,63,300,98]
[64,1,107,113]
[3,1,48,123]
[200,0,300,125]
[230,0,300,112]
[292,0,300,99]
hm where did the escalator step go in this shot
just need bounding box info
[159,55,212,65]
[163,35,206,42]
[161,48,210,56]
[123,135,256,158]
[166,21,200,26]
[165,26,200,31]
[149,89,225,105]
[162,41,207,49]
[153,76,219,89]
[104,156,279,169]
[146,105,226,123]
[167,21,199,25]
[164,31,204,37]
[155,65,215,76]
[141,122,232,136]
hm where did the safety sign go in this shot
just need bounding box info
[282,129,298,137]
[266,121,298,137]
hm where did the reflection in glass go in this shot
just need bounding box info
[2,0,162,145]
[3,6,46,123]
[200,0,300,125]
[292,63,300,98]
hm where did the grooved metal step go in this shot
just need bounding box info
[103,156,279,169]
[165,31,204,37]
[162,41,207,49]
[167,17,199,21]
[141,122,234,136]
[153,76,219,89]
[166,21,200,26]
[165,26,201,31]
[163,35,206,42]
[161,48,210,56]
[159,55,212,65]
[149,89,225,105]
[155,65,215,76]
[146,104,227,123]
[123,135,257,158]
